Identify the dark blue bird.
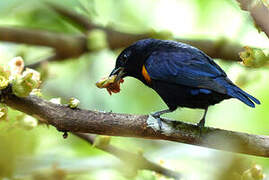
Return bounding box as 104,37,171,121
109,38,260,129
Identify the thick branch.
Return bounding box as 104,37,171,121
2,92,269,158
236,0,269,38
0,27,87,58
74,133,181,179
175,38,243,61
0,26,244,64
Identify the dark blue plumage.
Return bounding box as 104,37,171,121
109,38,260,128
144,41,260,108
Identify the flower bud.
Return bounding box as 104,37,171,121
12,68,41,97
8,56,24,79
0,75,9,90
239,46,269,68
19,115,38,130
68,97,80,109
93,135,111,148
250,164,265,180
0,104,8,121
0,66,11,90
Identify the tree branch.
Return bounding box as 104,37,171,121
48,2,244,61
74,133,181,179
0,3,248,64
3,2,265,65
0,25,245,65
1,90,269,158
236,0,269,38
0,27,87,58
175,38,244,61
3,3,263,69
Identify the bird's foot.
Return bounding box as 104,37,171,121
150,113,163,130
149,109,173,131
197,118,205,137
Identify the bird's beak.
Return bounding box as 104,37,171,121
109,67,125,82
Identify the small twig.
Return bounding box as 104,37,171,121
236,0,269,38
25,54,59,69
74,133,181,179
46,2,96,31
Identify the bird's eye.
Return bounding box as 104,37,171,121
122,54,128,63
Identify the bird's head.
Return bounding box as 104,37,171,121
109,38,157,82
96,39,159,94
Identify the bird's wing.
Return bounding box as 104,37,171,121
145,50,228,94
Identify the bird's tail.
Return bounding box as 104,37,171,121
217,78,260,108
228,85,260,107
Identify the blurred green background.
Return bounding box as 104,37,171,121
0,0,268,179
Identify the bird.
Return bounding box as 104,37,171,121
107,38,260,129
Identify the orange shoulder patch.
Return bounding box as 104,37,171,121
142,65,151,84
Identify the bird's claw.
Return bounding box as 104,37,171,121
156,117,163,130
150,113,163,131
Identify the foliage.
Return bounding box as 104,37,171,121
239,46,269,68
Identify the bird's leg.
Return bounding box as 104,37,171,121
151,109,173,130
197,107,208,130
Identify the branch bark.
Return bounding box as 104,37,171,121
1,91,269,158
